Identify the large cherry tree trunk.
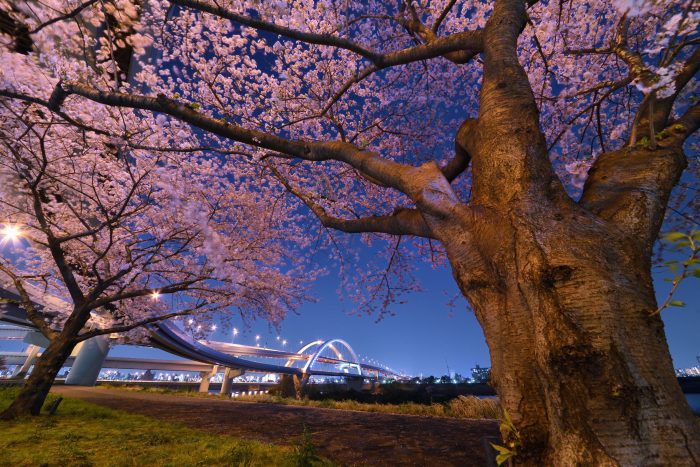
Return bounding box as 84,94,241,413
406,1,700,463
0,336,77,419
437,201,700,465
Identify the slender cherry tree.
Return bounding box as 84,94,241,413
0,56,311,418
1,0,699,463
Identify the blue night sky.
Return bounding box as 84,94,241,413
98,11,700,379
106,258,699,378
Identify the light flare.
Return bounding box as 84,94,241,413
1,224,22,245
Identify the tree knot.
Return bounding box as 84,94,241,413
541,265,573,288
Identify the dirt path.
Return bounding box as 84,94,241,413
53,387,499,466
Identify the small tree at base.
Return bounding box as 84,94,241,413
0,87,311,418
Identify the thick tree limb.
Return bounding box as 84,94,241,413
643,46,700,137
580,142,688,253
21,82,417,193
398,3,481,65
442,118,477,182
174,0,483,68
673,101,700,137
470,0,562,206
172,0,381,62
269,165,433,238
76,303,211,341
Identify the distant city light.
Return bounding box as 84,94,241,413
188,319,194,325
282,339,287,346
233,328,238,336
211,324,217,331
276,336,280,341
150,291,161,301
255,335,260,341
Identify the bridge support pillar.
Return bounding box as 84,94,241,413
11,344,40,379
199,365,219,393
293,373,309,400
220,367,244,396
65,335,110,386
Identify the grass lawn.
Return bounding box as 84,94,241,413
0,387,331,467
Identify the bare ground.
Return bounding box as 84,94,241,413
52,386,499,466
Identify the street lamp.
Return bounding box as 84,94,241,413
150,290,161,301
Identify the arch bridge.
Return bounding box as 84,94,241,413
0,281,401,390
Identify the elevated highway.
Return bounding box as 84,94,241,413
0,281,401,389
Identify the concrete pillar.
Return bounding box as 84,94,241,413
199,365,218,393
220,367,244,396
293,373,309,400
65,335,110,386
11,344,40,379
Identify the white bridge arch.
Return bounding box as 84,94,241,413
285,338,362,376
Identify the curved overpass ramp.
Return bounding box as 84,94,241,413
1,282,398,380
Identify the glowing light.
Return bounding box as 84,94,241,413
282,339,287,346
151,291,161,301
211,324,217,331
188,319,194,325
276,336,280,341
233,328,238,336
255,335,260,341
1,224,22,244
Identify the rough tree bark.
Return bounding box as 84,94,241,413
436,198,700,465
0,335,77,419
417,1,700,462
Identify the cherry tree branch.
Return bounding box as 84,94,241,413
173,0,483,68
172,0,381,61
29,0,100,35
0,89,111,136
673,100,700,137
76,302,212,341
432,0,459,34
0,263,58,340
87,279,204,311
269,165,433,238
43,82,416,193
442,118,477,182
